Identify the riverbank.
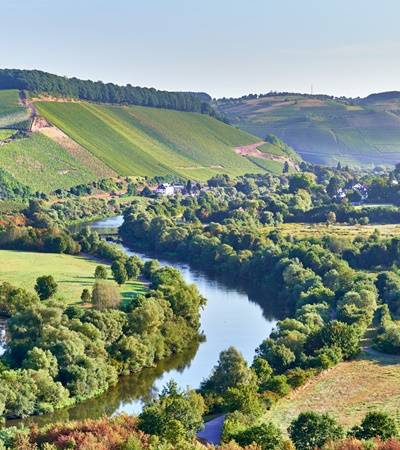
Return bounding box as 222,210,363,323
7,216,277,428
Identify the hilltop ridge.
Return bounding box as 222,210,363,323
216,91,400,167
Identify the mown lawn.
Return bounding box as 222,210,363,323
0,250,146,304
36,101,266,180
265,352,400,433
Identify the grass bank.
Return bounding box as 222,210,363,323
0,250,146,304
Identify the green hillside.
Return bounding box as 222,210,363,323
0,89,31,129
216,93,400,167
0,133,99,192
35,101,266,180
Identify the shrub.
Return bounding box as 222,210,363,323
289,412,344,450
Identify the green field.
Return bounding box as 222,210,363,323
264,222,400,239
36,101,267,180
0,90,30,129
216,94,400,166
246,156,287,175
0,133,99,191
0,129,15,140
0,250,146,304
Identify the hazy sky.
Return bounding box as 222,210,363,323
2,0,400,98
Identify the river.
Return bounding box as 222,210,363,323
10,215,278,427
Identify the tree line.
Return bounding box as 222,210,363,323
0,69,214,114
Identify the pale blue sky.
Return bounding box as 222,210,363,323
2,0,400,98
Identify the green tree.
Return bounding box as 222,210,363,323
289,412,343,450
233,422,283,450
22,347,58,377
125,257,141,280
351,411,398,440
138,380,205,443
283,161,290,174
201,347,255,394
94,265,108,279
80,288,91,303
34,275,58,300
111,260,128,285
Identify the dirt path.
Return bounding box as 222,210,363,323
233,141,298,169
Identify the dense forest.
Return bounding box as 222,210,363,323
0,69,215,114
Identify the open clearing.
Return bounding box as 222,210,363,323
266,222,400,239
266,352,400,432
0,250,146,304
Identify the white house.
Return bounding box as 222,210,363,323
155,183,175,196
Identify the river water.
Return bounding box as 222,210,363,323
11,215,278,427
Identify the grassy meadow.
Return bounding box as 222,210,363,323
36,101,266,180
265,352,400,432
265,222,400,239
0,250,146,304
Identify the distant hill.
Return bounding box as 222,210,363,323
0,89,297,192
216,92,400,167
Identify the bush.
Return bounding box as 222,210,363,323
289,412,344,450
232,422,284,450
351,411,398,441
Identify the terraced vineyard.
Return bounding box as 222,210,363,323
0,133,99,191
216,93,400,167
0,89,30,129
36,101,267,180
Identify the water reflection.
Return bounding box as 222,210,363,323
10,342,200,428
8,215,279,427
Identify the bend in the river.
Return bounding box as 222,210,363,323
10,215,278,427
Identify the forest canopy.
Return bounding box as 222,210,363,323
0,69,213,114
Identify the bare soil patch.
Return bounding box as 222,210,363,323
38,126,116,178
233,141,297,169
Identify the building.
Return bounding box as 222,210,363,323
155,183,175,196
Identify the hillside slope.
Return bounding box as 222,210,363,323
216,93,400,167
0,89,299,192
0,89,30,129
35,101,271,180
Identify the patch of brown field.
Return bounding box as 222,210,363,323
265,355,400,433
30,96,81,103
31,115,51,132
297,98,327,107
38,125,116,178
233,142,297,169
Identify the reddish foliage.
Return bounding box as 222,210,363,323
377,439,400,450
324,438,400,450
29,415,150,450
